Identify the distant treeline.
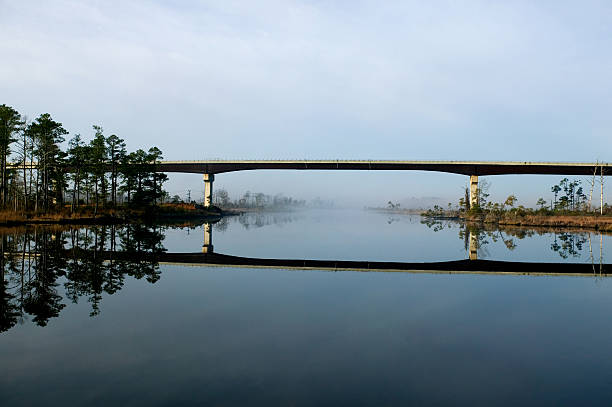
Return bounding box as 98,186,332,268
214,190,307,209
166,189,332,209
0,104,167,213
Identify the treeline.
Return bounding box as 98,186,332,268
423,177,610,219
212,189,307,209
550,178,590,211
0,104,167,214
457,177,608,214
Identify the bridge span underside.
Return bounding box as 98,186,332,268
158,160,610,176
156,160,611,209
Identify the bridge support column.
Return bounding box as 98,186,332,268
203,174,214,208
469,175,478,209
202,223,213,253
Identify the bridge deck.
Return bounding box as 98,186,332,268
157,160,611,176
10,160,611,176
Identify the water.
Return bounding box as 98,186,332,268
2,210,612,406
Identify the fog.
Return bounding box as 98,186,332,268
166,171,612,210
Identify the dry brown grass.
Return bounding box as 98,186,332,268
497,214,612,231
0,203,217,226
160,203,197,211
0,207,129,226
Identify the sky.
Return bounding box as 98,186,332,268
1,0,612,207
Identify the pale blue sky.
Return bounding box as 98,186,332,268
1,1,611,206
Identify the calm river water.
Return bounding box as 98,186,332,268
2,209,612,406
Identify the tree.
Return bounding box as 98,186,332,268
119,151,139,204
459,186,469,211
215,188,230,206
551,184,561,209
589,162,598,211
27,113,68,211
601,166,605,215
15,115,33,210
67,134,86,211
477,179,491,207
120,147,166,206
536,198,547,210
146,147,168,205
576,186,586,210
504,195,517,208
105,134,126,206
89,126,108,214
0,105,23,206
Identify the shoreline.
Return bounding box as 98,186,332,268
0,204,235,227
472,214,612,232
422,212,612,232
368,207,612,232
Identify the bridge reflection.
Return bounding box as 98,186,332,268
184,222,609,276
155,251,610,276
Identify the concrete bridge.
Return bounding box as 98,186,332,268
12,160,611,208
155,160,611,208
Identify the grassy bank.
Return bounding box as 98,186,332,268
465,212,612,232
0,203,227,226
421,204,612,231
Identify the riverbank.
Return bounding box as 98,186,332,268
0,203,231,226
465,213,612,232
417,200,612,231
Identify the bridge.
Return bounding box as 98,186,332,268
155,160,611,208
12,160,611,208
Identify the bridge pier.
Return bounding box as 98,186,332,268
203,174,214,208
202,223,214,253
469,175,478,209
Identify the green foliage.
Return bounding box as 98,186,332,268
550,178,588,211
504,195,517,208
0,104,23,205
120,147,168,206
0,104,168,213
105,133,126,206
27,113,68,209
444,175,601,223
477,179,491,206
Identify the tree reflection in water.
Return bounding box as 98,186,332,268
422,218,601,261
551,232,587,259
0,224,165,333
